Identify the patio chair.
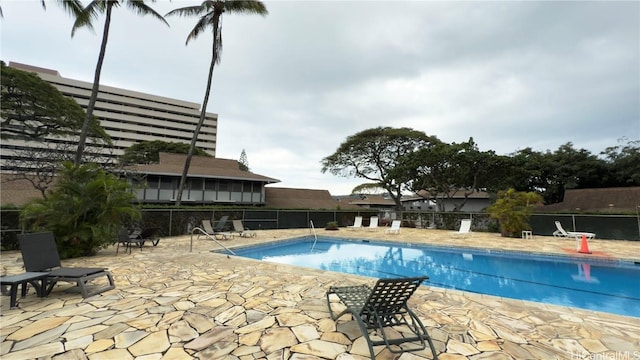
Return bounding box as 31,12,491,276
366,216,379,231
232,220,256,238
326,276,439,360
347,216,363,230
199,216,233,240
116,228,145,255
553,221,595,239
453,219,472,236
136,227,162,246
385,220,401,235
18,232,115,298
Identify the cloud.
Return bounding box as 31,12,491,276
1,0,638,195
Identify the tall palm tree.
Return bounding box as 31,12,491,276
72,0,169,166
166,0,268,206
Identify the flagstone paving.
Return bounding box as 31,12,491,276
1,228,639,359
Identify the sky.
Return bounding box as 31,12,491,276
1,1,639,195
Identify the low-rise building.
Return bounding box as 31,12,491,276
124,153,279,205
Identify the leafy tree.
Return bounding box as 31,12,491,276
510,143,607,204
1,61,111,197
166,0,268,206
601,138,640,187
20,162,140,259
351,183,387,195
322,127,440,210
119,140,211,166
72,0,169,166
5,142,115,199
0,61,103,140
238,148,250,171
399,138,511,211
486,188,542,237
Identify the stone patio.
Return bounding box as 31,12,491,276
1,228,639,359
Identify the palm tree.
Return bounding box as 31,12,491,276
166,0,268,206
72,0,169,166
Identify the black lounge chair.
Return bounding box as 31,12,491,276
326,276,438,359
116,228,145,255
134,227,162,246
18,232,115,298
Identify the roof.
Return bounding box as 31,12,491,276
538,187,640,213
265,187,361,209
127,153,280,183
413,189,490,200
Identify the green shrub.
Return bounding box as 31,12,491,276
20,162,140,258
486,188,542,238
325,221,339,230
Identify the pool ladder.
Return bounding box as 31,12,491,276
190,227,236,255
310,220,318,252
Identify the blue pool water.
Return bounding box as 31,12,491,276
229,236,640,317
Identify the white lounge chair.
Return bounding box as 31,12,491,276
367,216,379,231
347,216,363,230
385,220,401,235
553,221,595,240
454,219,472,235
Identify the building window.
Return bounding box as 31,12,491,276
204,179,217,190
189,178,203,191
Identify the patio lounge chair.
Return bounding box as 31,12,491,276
347,216,363,230
453,219,472,235
366,216,379,231
18,232,115,298
232,220,256,238
385,220,401,235
116,228,145,255
553,221,596,240
136,227,162,246
326,276,439,360
199,216,234,240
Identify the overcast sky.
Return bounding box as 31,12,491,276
1,1,638,195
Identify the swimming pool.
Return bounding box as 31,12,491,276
228,236,640,318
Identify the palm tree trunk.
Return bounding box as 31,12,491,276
74,2,113,166
175,16,219,206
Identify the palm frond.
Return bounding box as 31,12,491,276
185,15,210,45
125,0,169,26
71,0,103,36
55,0,85,18
224,0,268,16
165,5,204,18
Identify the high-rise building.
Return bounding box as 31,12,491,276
2,61,218,169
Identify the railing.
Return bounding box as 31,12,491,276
189,227,236,255
310,220,318,252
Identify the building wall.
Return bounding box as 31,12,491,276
2,62,218,169
131,175,265,205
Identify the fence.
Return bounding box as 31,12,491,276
2,208,639,251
